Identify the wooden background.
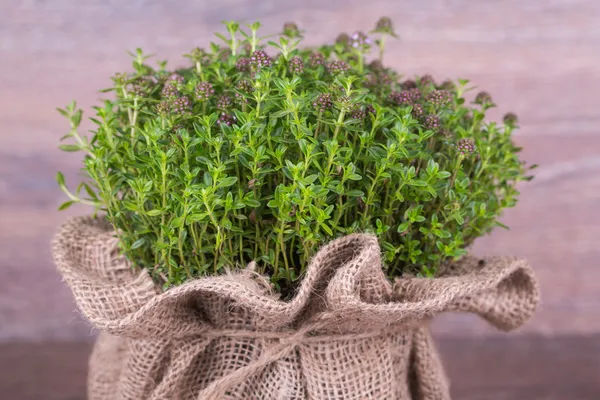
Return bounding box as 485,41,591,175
1,0,599,342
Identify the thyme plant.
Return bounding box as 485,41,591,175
57,19,535,293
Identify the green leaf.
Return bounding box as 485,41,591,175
426,160,439,175
495,221,510,230
345,190,365,197
170,217,184,228
59,144,81,152
222,217,232,230
435,230,452,239
131,238,146,249
166,148,177,158
409,179,427,187
56,172,66,187
188,213,208,222
82,183,98,200
267,40,282,50
123,201,138,212
56,107,69,118
397,222,410,233
271,110,290,118
147,209,162,216
245,198,261,208
58,200,75,211
218,176,238,188
203,173,213,186
425,185,437,197
320,223,333,236
214,32,230,44
72,110,82,127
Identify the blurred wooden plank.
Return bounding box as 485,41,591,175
1,0,599,340
1,336,599,400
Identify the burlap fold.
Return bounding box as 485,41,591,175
52,216,539,400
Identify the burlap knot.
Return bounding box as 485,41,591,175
53,216,539,400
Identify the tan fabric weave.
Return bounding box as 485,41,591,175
52,216,539,400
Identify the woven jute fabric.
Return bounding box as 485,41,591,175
52,216,539,400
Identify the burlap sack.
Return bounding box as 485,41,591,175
52,216,539,400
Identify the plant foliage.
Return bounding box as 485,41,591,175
57,19,535,293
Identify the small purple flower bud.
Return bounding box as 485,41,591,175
288,56,304,75
250,50,272,70
167,73,185,85
350,107,366,120
335,33,350,47
235,80,254,103
408,88,422,101
129,84,144,97
503,112,519,127
236,57,251,72
419,74,435,87
351,104,375,120
309,52,326,66
474,91,493,106
369,59,384,72
161,82,179,98
438,80,456,91
216,95,233,111
129,77,153,98
338,95,353,112
440,128,452,138
195,82,215,101
456,138,477,156
375,17,394,33
172,96,191,115
283,22,301,38
424,114,440,130
187,47,208,63
218,112,237,127
365,104,376,116
313,93,333,112
401,79,417,90
426,90,452,107
350,31,371,48
327,60,350,75
411,104,424,118
156,100,170,116
389,90,413,106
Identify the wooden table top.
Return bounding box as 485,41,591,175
1,336,599,399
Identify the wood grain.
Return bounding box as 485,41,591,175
2,337,599,399
1,0,599,340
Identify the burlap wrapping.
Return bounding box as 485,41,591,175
52,216,539,400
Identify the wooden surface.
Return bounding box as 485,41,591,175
1,1,600,341
1,336,599,399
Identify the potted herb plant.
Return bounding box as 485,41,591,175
53,18,539,400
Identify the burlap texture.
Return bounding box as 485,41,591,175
52,216,539,400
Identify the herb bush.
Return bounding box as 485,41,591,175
57,19,535,293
